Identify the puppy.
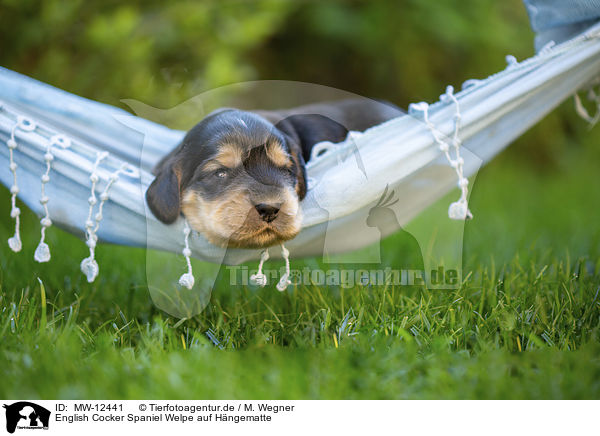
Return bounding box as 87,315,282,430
146,98,403,248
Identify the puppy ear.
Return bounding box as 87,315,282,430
276,114,348,201
288,139,308,200
146,163,181,223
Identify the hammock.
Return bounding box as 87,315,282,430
1,6,600,292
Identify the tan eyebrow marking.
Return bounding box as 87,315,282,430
266,140,292,168
214,143,243,168
202,161,224,172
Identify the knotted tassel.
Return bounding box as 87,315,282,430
250,249,270,287
276,243,292,291
178,219,195,290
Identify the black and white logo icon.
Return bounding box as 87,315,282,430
3,402,50,434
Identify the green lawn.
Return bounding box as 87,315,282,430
1,108,599,399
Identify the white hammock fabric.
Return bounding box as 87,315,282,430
1,21,600,284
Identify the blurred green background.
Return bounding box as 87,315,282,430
1,0,600,399
1,0,532,105
1,0,595,163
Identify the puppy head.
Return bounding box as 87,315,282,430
146,109,307,248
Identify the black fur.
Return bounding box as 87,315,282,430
146,98,404,224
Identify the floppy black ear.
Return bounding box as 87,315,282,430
288,139,308,200
146,164,181,224
276,114,348,201
277,114,349,162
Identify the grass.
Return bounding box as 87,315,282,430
1,108,599,399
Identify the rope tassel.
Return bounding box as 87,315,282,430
276,243,292,291
80,152,107,283
574,86,600,127
80,155,128,283
249,243,293,291
178,219,195,290
34,134,72,263
5,116,36,252
250,249,270,287
410,85,473,221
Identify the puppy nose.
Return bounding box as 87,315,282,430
255,203,280,222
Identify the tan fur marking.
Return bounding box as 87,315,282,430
202,161,225,172
181,185,302,249
215,143,243,168
266,141,292,168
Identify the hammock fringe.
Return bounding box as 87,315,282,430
0,22,599,285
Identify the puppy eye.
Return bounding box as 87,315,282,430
214,169,228,179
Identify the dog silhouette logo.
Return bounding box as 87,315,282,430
3,402,50,433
